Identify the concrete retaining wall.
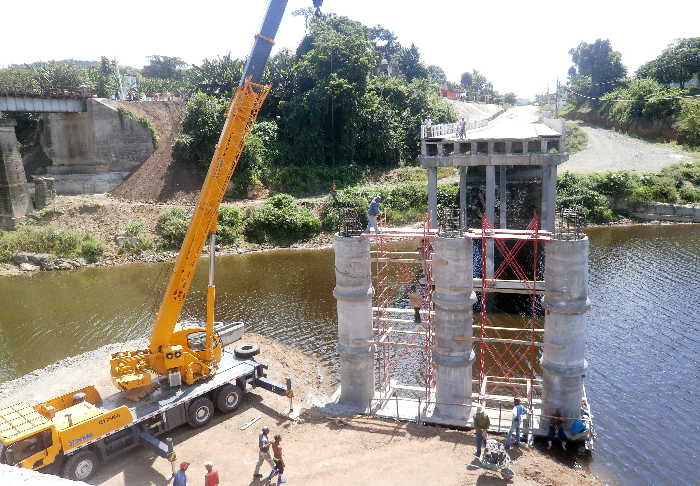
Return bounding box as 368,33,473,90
613,198,700,223
41,99,155,194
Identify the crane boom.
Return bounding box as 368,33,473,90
110,0,289,391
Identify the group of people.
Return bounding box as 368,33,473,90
254,426,287,484
421,115,469,138
171,426,287,486
172,461,219,486
473,397,573,461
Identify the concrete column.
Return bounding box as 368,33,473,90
485,165,495,279
522,140,529,154
334,235,374,409
505,140,513,154
499,166,507,229
542,237,590,423
0,120,30,230
487,141,495,154
427,167,438,227
459,167,468,229
541,165,557,232
432,236,476,422
541,138,548,153
470,141,478,156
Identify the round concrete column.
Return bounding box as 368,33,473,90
334,234,374,409
542,237,590,422
431,235,476,422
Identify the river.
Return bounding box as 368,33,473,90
0,224,697,485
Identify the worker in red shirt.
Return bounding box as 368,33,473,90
204,461,219,486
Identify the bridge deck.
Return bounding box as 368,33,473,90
0,95,86,113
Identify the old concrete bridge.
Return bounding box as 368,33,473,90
0,90,156,229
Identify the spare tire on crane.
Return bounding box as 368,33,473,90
234,343,260,359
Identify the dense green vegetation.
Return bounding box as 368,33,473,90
0,226,104,263
120,221,153,255
172,12,459,196
116,106,159,149
564,37,700,146
557,160,700,223
244,194,321,244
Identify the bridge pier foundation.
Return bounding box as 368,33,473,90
0,119,30,230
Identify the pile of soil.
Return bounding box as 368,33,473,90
110,101,202,203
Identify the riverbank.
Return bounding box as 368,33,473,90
0,334,603,486
1,181,697,277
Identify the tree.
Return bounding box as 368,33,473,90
189,54,243,96
568,39,627,98
426,65,447,86
460,71,473,90
96,57,115,98
398,44,428,82
637,37,700,88
504,92,517,105
142,55,188,80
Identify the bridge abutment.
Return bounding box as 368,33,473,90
0,119,30,230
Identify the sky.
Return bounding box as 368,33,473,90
2,0,698,99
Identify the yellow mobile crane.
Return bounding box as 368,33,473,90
0,1,319,481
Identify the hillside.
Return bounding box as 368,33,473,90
110,100,203,203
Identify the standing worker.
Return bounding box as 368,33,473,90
254,425,274,478
266,434,287,484
408,277,423,323
366,196,382,234
204,461,219,486
173,462,189,486
505,398,527,449
473,408,490,458
424,115,433,137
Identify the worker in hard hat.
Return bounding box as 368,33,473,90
366,196,382,234
254,425,274,478
173,461,189,486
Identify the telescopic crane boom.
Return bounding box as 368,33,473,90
110,0,290,391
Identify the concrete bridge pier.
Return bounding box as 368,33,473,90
431,235,476,423
0,119,30,230
334,234,374,410
541,236,590,424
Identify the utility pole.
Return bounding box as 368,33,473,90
555,78,560,118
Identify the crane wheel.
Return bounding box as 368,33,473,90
63,450,99,482
187,397,214,428
233,343,260,359
215,384,243,413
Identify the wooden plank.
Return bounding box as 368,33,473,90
343,257,446,265
473,325,544,333
373,307,435,315
240,415,262,430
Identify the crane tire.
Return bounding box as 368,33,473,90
63,450,99,482
215,384,243,413
233,343,260,359
187,396,214,428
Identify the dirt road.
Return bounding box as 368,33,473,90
560,123,690,174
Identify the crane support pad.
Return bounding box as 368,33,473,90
137,429,173,459
254,377,289,396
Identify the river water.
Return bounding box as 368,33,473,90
0,224,697,485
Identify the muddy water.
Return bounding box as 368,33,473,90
0,225,698,485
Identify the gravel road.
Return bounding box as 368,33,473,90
560,123,690,174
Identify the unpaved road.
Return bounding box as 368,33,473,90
560,123,690,174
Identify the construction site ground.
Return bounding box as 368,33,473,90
0,334,602,486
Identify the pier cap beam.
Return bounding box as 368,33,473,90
542,236,590,422
431,235,476,422
334,234,374,409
